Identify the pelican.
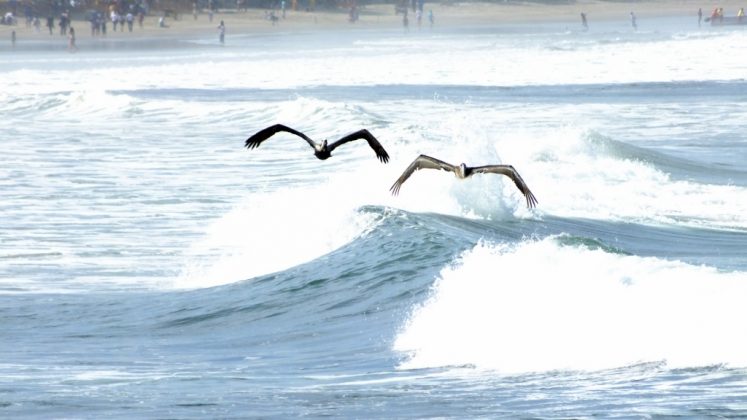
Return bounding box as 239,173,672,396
390,154,538,208
244,124,390,163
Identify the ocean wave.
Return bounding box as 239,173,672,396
173,180,387,290
0,89,143,120
579,131,746,184
394,237,747,373
498,127,747,230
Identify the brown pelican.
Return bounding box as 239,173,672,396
390,154,539,208
244,124,390,163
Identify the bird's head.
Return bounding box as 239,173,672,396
321,139,328,149
456,163,468,178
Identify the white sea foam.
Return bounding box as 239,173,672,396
394,238,747,373
71,370,140,382
4,30,746,95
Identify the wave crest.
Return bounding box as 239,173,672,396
394,237,747,373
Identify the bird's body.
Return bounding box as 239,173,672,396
244,124,390,163
390,154,538,208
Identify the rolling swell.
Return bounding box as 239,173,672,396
582,131,747,186
112,80,747,104
383,209,747,278
532,216,747,270
2,205,745,415
166,206,476,326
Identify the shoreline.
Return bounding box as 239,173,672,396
1,0,742,50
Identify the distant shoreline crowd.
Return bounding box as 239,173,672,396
3,0,747,52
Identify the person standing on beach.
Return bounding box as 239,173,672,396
580,12,588,31
11,30,16,49
46,15,54,35
59,10,69,36
90,13,97,36
218,20,225,44
630,11,637,31
111,10,118,31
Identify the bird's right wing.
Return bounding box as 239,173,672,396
244,124,316,150
471,165,539,208
327,129,390,163
389,155,455,196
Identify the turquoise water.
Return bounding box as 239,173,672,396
2,17,747,417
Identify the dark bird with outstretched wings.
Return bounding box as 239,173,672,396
244,124,390,163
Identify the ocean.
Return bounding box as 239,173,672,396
2,14,747,418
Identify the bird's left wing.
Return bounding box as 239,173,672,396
327,129,390,163
471,165,539,208
390,155,456,196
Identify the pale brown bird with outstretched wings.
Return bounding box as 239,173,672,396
390,154,538,208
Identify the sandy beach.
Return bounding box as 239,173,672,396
2,0,744,47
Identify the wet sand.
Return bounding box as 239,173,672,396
1,0,742,48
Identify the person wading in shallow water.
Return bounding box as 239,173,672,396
68,26,78,52
218,20,225,44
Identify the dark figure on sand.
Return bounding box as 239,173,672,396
68,26,77,52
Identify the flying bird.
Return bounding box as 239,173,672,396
390,154,538,208
244,124,390,163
